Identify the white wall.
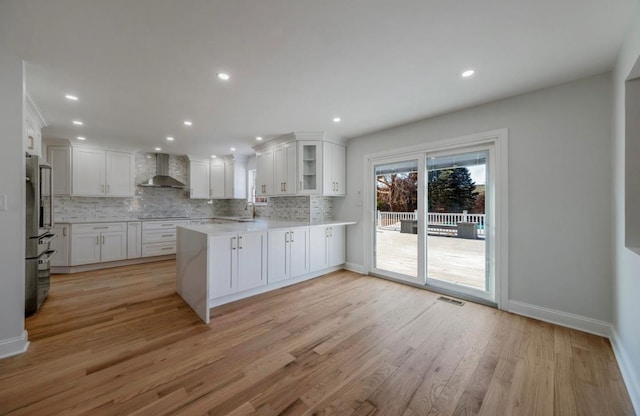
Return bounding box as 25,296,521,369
0,46,28,358
335,73,613,324
612,5,640,411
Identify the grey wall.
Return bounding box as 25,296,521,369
335,73,613,323
613,5,640,410
0,48,27,357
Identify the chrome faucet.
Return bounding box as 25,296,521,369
244,201,256,218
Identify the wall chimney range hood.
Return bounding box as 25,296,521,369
138,153,187,188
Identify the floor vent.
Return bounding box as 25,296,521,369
437,296,465,306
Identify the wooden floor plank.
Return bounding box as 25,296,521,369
0,260,633,415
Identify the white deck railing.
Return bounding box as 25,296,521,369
377,210,486,236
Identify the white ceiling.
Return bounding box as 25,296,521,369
0,0,636,156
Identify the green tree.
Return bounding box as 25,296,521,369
428,167,478,213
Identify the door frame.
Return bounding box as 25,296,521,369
370,154,425,284
363,128,509,309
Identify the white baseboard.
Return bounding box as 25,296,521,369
0,330,29,359
344,262,367,274
507,300,611,337
610,328,640,414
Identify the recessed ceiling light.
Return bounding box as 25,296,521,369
183,120,192,126
230,147,236,151
333,117,341,123
166,136,174,141
211,155,217,158
217,72,230,81
65,94,78,101
72,120,83,125
77,136,86,141
154,147,161,151
462,69,475,78
256,136,263,141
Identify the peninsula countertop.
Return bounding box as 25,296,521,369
178,219,357,235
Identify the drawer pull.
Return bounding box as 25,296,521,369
162,234,173,237
161,247,173,251
162,224,174,227
93,226,109,229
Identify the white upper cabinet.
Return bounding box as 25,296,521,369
323,141,346,196
190,156,247,200
71,147,135,197
254,132,345,197
106,151,135,196
47,146,71,196
24,94,46,157
224,156,247,199
73,147,107,196
189,159,210,199
274,141,296,195
297,141,323,195
210,159,225,198
256,148,274,197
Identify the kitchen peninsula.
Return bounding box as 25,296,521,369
176,219,356,323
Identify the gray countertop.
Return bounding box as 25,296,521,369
55,217,193,224
179,219,357,235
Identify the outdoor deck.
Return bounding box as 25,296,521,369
375,229,486,289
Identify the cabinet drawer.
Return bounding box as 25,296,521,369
142,220,189,230
142,229,177,243
142,242,176,257
73,222,127,234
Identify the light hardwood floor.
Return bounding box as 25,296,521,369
0,260,634,415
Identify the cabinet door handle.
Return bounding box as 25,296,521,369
238,236,243,249
96,236,99,245
285,231,289,243
63,227,67,237
300,180,302,190
107,184,110,194
101,184,104,193
102,235,105,244
231,236,236,250
290,230,294,242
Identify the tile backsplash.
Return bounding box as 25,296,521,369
54,152,334,221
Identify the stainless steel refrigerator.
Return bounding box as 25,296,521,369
25,153,56,316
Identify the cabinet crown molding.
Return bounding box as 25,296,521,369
253,131,344,151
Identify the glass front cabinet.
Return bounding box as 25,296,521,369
297,140,323,194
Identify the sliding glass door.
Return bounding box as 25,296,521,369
370,144,495,303
372,157,424,283
425,149,492,299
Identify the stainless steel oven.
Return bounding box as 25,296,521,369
25,153,56,316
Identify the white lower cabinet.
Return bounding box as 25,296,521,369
141,220,188,257
268,227,309,283
309,225,345,272
50,224,70,267
127,222,142,259
70,223,127,265
209,232,268,299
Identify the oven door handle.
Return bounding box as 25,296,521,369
38,250,57,265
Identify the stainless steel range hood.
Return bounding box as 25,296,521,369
138,153,187,189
